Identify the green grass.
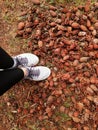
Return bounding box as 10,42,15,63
59,113,71,121
55,111,71,123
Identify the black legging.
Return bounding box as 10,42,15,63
0,47,24,96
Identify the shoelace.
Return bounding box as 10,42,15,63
28,67,40,79
16,57,28,66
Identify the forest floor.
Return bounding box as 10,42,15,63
0,0,98,130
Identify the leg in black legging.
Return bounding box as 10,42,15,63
0,47,14,69
0,68,24,96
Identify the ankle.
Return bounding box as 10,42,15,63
19,67,29,77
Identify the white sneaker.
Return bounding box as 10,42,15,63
25,66,51,81
13,53,39,67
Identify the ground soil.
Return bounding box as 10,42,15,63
0,0,98,130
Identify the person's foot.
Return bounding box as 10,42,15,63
13,53,39,67
24,66,51,81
